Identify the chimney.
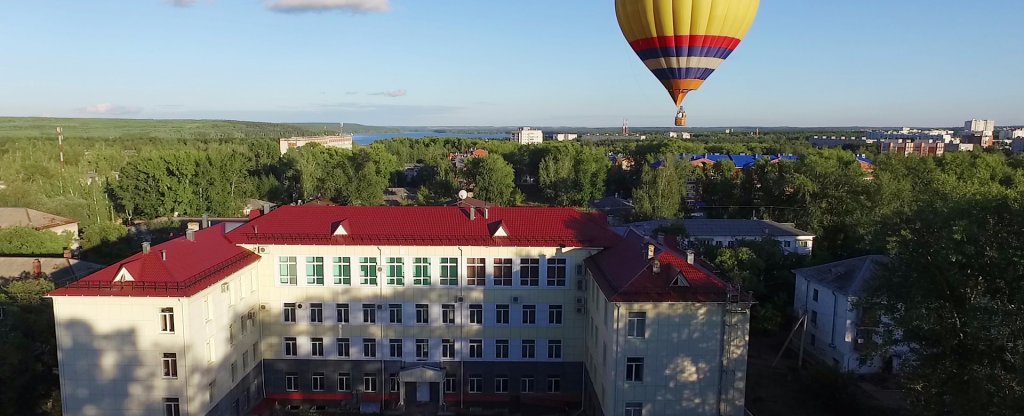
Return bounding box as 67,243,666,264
469,207,476,221
484,207,489,219
646,243,656,260
160,250,167,261
142,242,151,254
263,203,272,215
63,249,72,259
202,214,210,229
686,250,695,265
186,229,196,242
32,259,42,277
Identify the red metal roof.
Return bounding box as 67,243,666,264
228,206,618,248
49,224,259,298
585,229,732,303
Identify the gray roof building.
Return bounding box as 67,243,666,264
793,255,889,296
681,219,814,238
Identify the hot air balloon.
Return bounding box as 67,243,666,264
615,0,760,126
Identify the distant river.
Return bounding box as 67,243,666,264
353,132,510,145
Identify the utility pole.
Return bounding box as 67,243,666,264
57,127,65,171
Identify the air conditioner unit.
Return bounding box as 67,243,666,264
511,296,521,304
575,296,585,306
256,246,267,254
247,310,257,319
296,303,304,309
575,264,584,276
259,303,268,310
576,279,585,291
220,283,230,293
576,306,585,314
375,304,383,310
455,296,465,303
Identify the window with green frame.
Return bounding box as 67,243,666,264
386,257,405,286
279,256,297,285
333,257,351,285
413,258,431,286
306,257,325,285
359,257,378,285
440,258,458,286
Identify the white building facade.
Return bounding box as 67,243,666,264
512,128,544,145
679,219,815,255
50,206,751,416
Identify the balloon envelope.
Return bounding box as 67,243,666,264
615,0,760,107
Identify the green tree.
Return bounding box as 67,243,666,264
633,157,684,220
467,156,519,206
538,145,609,207
0,227,72,256
418,160,461,205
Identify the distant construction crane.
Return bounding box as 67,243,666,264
622,119,630,135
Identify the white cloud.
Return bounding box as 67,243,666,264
82,103,142,116
369,89,407,98
168,0,199,7
266,0,390,13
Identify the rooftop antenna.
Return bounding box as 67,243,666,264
458,190,469,200
339,122,345,135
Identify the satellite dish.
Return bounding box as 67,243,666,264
458,190,469,200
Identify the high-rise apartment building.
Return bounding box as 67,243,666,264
49,206,751,416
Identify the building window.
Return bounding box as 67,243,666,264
285,373,298,391
359,257,378,285
496,304,510,324
442,339,455,359
468,375,482,393
522,339,536,359
493,258,513,286
333,257,351,285
496,339,509,359
284,337,297,357
242,350,250,368
546,258,567,286
522,305,536,325
390,376,400,392
440,257,459,286
413,257,431,285
547,377,561,393
389,339,403,358
160,307,175,333
469,304,483,325
363,338,377,358
442,304,456,324
625,402,643,416
338,373,351,391
415,339,429,359
311,338,324,357
387,257,405,286
626,357,645,382
389,304,403,324
799,240,810,248
163,398,181,416
415,304,429,324
627,312,646,338
784,241,792,248
548,340,562,359
467,258,486,286
469,339,483,358
811,310,818,327
810,334,817,346
283,303,296,323
362,304,377,324
231,361,238,382
337,338,351,358
444,377,457,393
520,377,535,393
336,303,350,324
812,288,819,302
279,256,297,285
548,305,563,325
363,374,377,392
162,353,178,378
310,303,323,324
520,258,540,286
312,372,325,391
306,257,325,285
495,376,509,393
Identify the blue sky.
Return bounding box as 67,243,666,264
1,0,1021,127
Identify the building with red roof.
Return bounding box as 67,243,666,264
48,206,751,416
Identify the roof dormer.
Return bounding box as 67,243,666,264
332,220,350,236
489,221,509,238
113,266,136,283
670,272,690,288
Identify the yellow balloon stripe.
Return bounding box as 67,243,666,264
616,0,759,42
